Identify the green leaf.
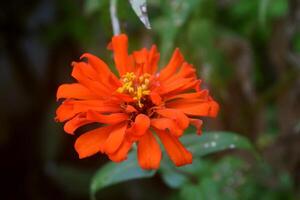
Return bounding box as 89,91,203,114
258,0,288,27
129,0,151,29
84,0,104,15
180,183,202,200
167,0,201,27
182,131,254,157
160,163,189,189
160,158,204,189
90,151,156,200
153,0,201,62
267,0,288,18
258,0,270,27
160,131,254,189
291,33,300,53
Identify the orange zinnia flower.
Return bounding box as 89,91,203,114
55,34,219,169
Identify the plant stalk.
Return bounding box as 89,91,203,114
110,0,121,35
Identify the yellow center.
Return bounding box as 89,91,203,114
117,72,151,107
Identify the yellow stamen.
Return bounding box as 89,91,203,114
117,72,151,107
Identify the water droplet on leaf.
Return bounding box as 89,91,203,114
211,141,216,147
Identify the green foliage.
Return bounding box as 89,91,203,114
181,131,254,157
42,0,296,199
174,157,293,200
152,0,202,62
129,0,151,29
292,33,300,53
259,0,288,27
90,131,254,199
160,131,254,189
160,158,205,189
84,0,104,15
90,151,155,200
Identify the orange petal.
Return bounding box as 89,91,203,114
113,92,135,102
151,118,183,137
189,118,203,135
127,114,150,139
156,108,189,130
159,48,184,81
55,100,75,122
71,61,99,80
176,62,197,79
86,110,128,124
103,123,128,154
64,113,91,134
108,139,133,162
133,45,160,74
108,34,130,76
148,45,160,74
133,48,147,63
155,129,192,166
167,98,219,117
137,131,161,169
64,111,128,135
166,90,209,101
74,126,112,158
80,53,118,82
161,62,196,85
124,105,137,113
71,62,112,96
159,78,198,95
56,83,97,100
55,100,122,122
133,48,148,72
72,100,122,115
150,91,162,105
127,55,135,73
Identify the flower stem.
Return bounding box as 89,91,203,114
110,0,121,35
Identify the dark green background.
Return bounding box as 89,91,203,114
0,0,299,199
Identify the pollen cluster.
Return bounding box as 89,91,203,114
117,72,151,107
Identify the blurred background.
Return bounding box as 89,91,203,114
1,0,300,199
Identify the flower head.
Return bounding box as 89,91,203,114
56,34,219,169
